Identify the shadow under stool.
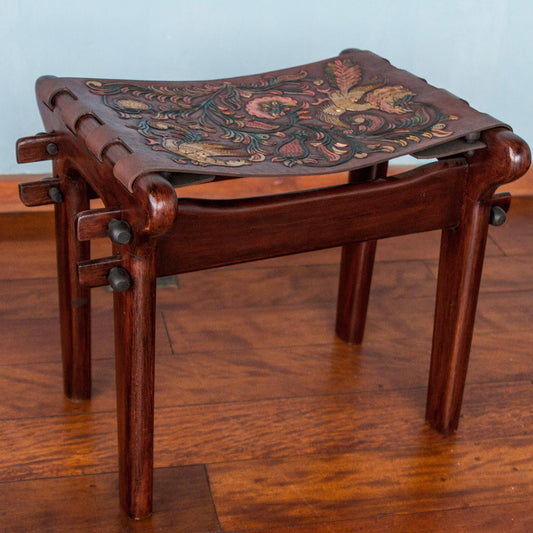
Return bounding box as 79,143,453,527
17,48,530,519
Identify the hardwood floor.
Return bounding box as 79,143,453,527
0,190,532,532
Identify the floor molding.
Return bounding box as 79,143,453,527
2,165,531,214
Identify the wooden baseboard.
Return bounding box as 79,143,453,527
2,165,532,214
0,175,48,213
500,165,533,196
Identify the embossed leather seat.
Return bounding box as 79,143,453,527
33,49,503,189
17,49,530,520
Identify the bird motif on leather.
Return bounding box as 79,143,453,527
318,59,415,127
86,54,456,169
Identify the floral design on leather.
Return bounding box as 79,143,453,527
86,58,457,169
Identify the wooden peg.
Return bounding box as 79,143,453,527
491,191,511,214
108,266,132,292
108,219,133,245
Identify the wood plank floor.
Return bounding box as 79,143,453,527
0,194,532,532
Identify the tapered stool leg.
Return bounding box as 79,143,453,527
336,240,377,343
426,199,491,434
113,241,157,519
55,168,91,401
335,162,387,344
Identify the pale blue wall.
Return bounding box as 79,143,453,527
1,0,531,174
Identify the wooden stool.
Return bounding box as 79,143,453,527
17,49,530,519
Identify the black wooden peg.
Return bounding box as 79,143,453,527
108,267,131,292
489,205,507,226
108,219,133,245
46,142,59,155
48,186,63,203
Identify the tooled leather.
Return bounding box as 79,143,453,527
37,76,78,110
113,153,160,191
35,50,507,192
85,124,123,161
112,152,212,191
59,100,96,134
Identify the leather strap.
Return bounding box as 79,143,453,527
37,76,77,110
113,152,213,191
59,100,96,133
85,124,122,161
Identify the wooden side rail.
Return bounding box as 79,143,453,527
155,159,467,276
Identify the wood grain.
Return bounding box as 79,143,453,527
0,310,171,365
0,465,219,533
0,196,531,530
2,380,533,486
162,289,532,359
233,501,533,533
208,436,533,530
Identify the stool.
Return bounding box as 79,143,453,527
17,49,530,520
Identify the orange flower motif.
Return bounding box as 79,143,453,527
115,99,150,111
246,96,298,120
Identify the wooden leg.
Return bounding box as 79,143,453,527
426,199,492,434
335,162,387,344
335,240,377,344
55,170,91,401
114,241,156,519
